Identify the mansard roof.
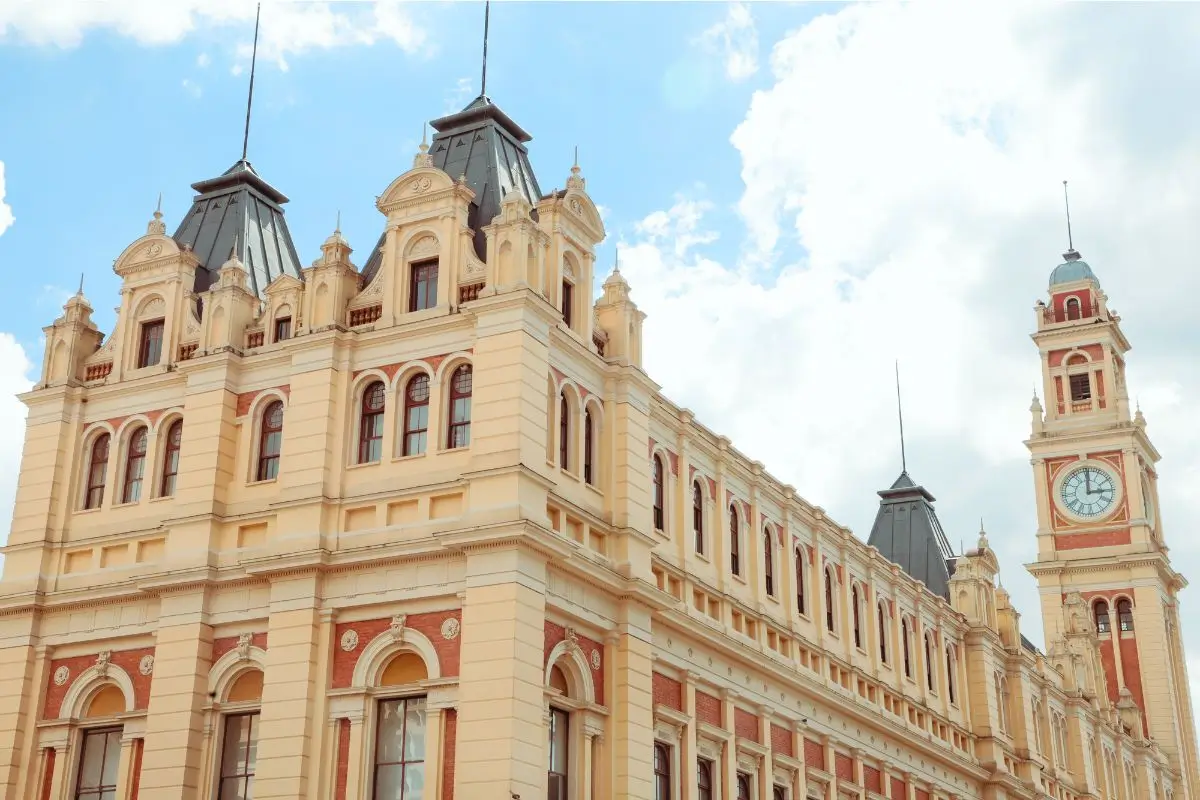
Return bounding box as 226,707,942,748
867,471,956,599
172,159,304,298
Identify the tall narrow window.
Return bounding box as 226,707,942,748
774,788,788,800
583,408,595,485
1069,373,1091,402
218,713,260,800
693,481,704,555
274,315,292,342
652,455,665,531
159,419,183,497
84,434,110,510
852,585,862,649
138,319,164,368
946,646,957,704
447,365,473,449
548,707,569,800
795,547,806,615
74,727,121,800
402,374,430,456
1066,297,1082,320
1117,598,1134,632
257,400,284,481
358,382,385,464
737,773,752,800
374,696,426,799
562,280,574,328
902,618,912,678
730,506,741,576
1094,600,1111,634
654,742,672,800
122,426,148,503
559,394,570,469
925,632,937,692
409,259,438,312
824,567,835,632
878,602,889,663
697,759,714,800
763,528,774,596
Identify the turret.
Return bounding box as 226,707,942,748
39,286,102,388
593,257,645,367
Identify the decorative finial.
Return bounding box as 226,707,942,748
335,210,341,234
155,192,162,215
567,146,585,190
241,3,262,163
480,0,490,97
1062,180,1080,262
895,360,907,474
413,124,433,168
573,145,579,170
613,244,620,274
1030,390,1043,411
147,194,167,235
77,273,84,296
977,520,989,550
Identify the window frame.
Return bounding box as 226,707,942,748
946,644,957,705
84,433,111,510
561,279,575,329
693,481,705,556
1094,599,1111,634
73,726,123,800
653,741,672,800
583,407,595,485
371,694,429,800
730,504,741,576
652,455,665,531
217,711,260,800
851,584,863,650
902,617,913,679
402,374,431,457
925,631,937,693
824,566,836,633
159,419,183,497
737,772,753,800
878,600,889,664
1068,372,1092,402
1116,598,1134,632
408,259,439,313
358,381,386,464
137,319,165,369
763,526,775,596
547,705,570,800
256,400,285,482
697,758,714,800
446,365,473,450
559,393,571,470
121,426,149,504
273,315,292,343
795,546,806,615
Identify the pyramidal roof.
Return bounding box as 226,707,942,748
172,159,304,297
361,94,543,283
866,471,956,599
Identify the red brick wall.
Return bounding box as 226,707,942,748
1050,289,1094,319
864,766,881,794
334,718,350,800
652,673,683,711
212,632,268,661
916,789,930,800
129,738,144,800
734,708,759,743
1055,529,1132,550
44,647,155,718
770,723,793,757
543,621,605,705
804,738,824,769
1099,639,1119,704
891,777,906,800
1119,636,1148,736
235,385,290,417
442,709,457,800
695,691,722,727
835,753,853,781
1048,343,1104,367
39,749,54,800
332,611,462,689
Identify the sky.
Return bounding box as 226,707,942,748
3,0,1200,720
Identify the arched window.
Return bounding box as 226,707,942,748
795,547,806,615
447,365,473,449
583,408,595,485
1094,599,1111,634
737,773,752,800
653,742,671,800
257,401,284,481
996,674,1010,732
851,585,863,649
559,393,570,469
824,566,835,632
946,645,957,704
1066,297,1082,320
925,632,937,692
375,695,428,799
697,759,714,800
1117,598,1134,632
159,419,182,497
75,729,122,799
121,426,148,503
652,455,665,531
693,481,704,555
878,601,889,663
84,433,111,510
357,382,385,464
902,618,912,678
763,527,774,596
1031,699,1044,753
729,505,741,576
401,374,430,456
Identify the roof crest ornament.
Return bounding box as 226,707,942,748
241,3,262,164
1061,179,1081,262
147,193,167,236
413,123,433,169
567,144,585,191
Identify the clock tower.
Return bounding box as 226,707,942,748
1026,244,1200,795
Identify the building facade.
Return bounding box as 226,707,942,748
0,91,1195,800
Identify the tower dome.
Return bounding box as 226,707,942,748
1049,248,1098,288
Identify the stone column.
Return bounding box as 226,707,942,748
113,731,141,800
46,741,71,800
792,722,808,800
685,673,700,800
341,711,367,800
759,707,774,800
611,606,654,800
421,707,445,800
1,640,50,800
307,609,336,800
721,690,737,800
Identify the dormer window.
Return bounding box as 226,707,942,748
274,315,292,342
1069,373,1091,402
409,259,438,312
138,319,164,368
562,280,574,328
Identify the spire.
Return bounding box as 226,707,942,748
479,0,490,98
895,360,908,474
1061,179,1081,262
567,145,585,191
241,3,262,163
77,273,84,296
412,124,432,169
147,193,166,236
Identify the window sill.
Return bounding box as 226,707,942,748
583,480,602,497
438,445,471,455
247,477,279,487
111,500,140,509
694,551,711,564
75,506,103,515
149,494,175,503
393,452,428,463
345,460,381,471
403,305,448,324
731,572,747,585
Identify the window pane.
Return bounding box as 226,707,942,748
376,700,406,764
78,733,106,789
403,699,426,761
374,764,404,799
403,762,425,797
100,731,121,785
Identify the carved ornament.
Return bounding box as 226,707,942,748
440,617,461,641
236,633,253,662
340,630,360,652
53,666,70,686
138,655,155,676
389,614,407,642
95,650,112,677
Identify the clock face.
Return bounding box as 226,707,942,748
1059,466,1117,518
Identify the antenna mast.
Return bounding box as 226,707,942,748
241,3,262,162
480,0,491,97
895,360,907,474
1062,179,1079,259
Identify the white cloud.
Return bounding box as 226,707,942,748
443,76,474,114
181,78,202,98
623,2,1200,720
196,51,210,68
0,334,33,551
698,2,759,81
0,0,430,69
0,163,12,239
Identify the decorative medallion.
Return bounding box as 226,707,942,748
411,176,433,194
440,617,461,641
409,235,438,258
138,655,155,676
590,649,600,671
570,198,583,215
53,666,70,686
95,650,112,677
340,629,359,652
147,243,163,258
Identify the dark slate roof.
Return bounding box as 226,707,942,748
361,95,543,283
1020,634,1041,654
173,159,304,297
866,471,957,599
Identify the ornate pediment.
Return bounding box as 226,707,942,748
113,233,191,278
377,168,459,214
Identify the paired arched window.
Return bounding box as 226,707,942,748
1094,599,1111,634
824,566,835,632
653,742,671,800
851,585,863,649
358,381,386,464
1117,598,1134,631
402,374,430,456
901,617,913,678
693,482,704,555
763,527,774,596
697,759,714,800
583,408,595,485
122,426,148,503
737,773,751,800
559,394,571,469
878,601,889,663
257,401,284,481
84,433,110,510
946,645,957,704
159,419,182,497
925,632,937,692
652,455,665,531
995,673,1010,733
795,547,806,615
447,365,473,449
730,506,741,576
